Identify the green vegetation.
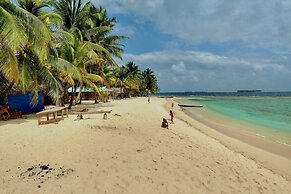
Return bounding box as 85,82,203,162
0,0,159,108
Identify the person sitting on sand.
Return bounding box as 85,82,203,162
161,118,168,129
103,113,107,120
169,110,174,123
0,106,10,121
77,114,83,120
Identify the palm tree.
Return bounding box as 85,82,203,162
56,33,103,108
1,0,159,107
124,61,142,92
83,5,116,28
142,68,159,95
52,0,126,64
81,3,127,60
18,0,49,16
50,0,84,30
0,0,61,104
112,66,124,97
18,0,62,28
113,62,143,98
51,0,127,103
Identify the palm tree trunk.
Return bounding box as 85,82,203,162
62,83,68,105
120,86,124,99
75,84,83,105
68,84,78,109
79,94,83,104
56,97,62,107
56,89,64,107
94,91,99,104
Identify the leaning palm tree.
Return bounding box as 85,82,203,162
51,0,126,102
56,32,103,108
0,0,61,104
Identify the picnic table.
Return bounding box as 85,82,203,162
35,106,69,125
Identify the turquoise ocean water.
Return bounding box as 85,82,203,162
160,92,291,145
187,96,291,145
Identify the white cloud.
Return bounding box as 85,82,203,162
120,50,291,92
122,50,288,73
171,61,187,75
113,23,135,36
88,0,291,91
91,0,291,49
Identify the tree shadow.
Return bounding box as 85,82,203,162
0,114,35,127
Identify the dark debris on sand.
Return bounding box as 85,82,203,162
18,163,75,188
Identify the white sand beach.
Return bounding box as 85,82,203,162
0,97,290,193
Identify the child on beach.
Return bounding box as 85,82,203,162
169,110,174,123
103,113,108,120
77,114,83,120
161,118,168,129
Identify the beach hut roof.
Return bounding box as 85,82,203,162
67,87,123,93
67,87,94,93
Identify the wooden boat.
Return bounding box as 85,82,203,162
178,104,203,108
159,96,174,98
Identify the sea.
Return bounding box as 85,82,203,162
157,92,291,146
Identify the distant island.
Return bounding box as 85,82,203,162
237,90,262,93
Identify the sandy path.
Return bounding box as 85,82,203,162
0,97,290,193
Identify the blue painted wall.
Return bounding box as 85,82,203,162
0,92,44,114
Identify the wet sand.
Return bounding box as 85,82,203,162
173,98,291,180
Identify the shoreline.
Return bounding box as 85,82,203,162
0,97,290,193
183,107,291,158
171,98,291,180
176,96,291,146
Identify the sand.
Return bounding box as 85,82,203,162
0,97,290,193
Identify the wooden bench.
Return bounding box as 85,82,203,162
35,107,69,125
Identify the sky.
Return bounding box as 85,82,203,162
89,0,291,92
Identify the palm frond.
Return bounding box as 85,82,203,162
0,45,19,82
52,30,75,44
0,5,25,51
84,26,112,39
82,79,100,95
56,57,81,80
86,41,108,53
39,12,62,28
85,73,103,83
38,65,62,100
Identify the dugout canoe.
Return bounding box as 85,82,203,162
178,104,203,108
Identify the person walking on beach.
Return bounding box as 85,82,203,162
148,96,150,103
169,110,174,123
171,102,174,108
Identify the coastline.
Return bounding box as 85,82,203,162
172,98,291,180
0,97,290,193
